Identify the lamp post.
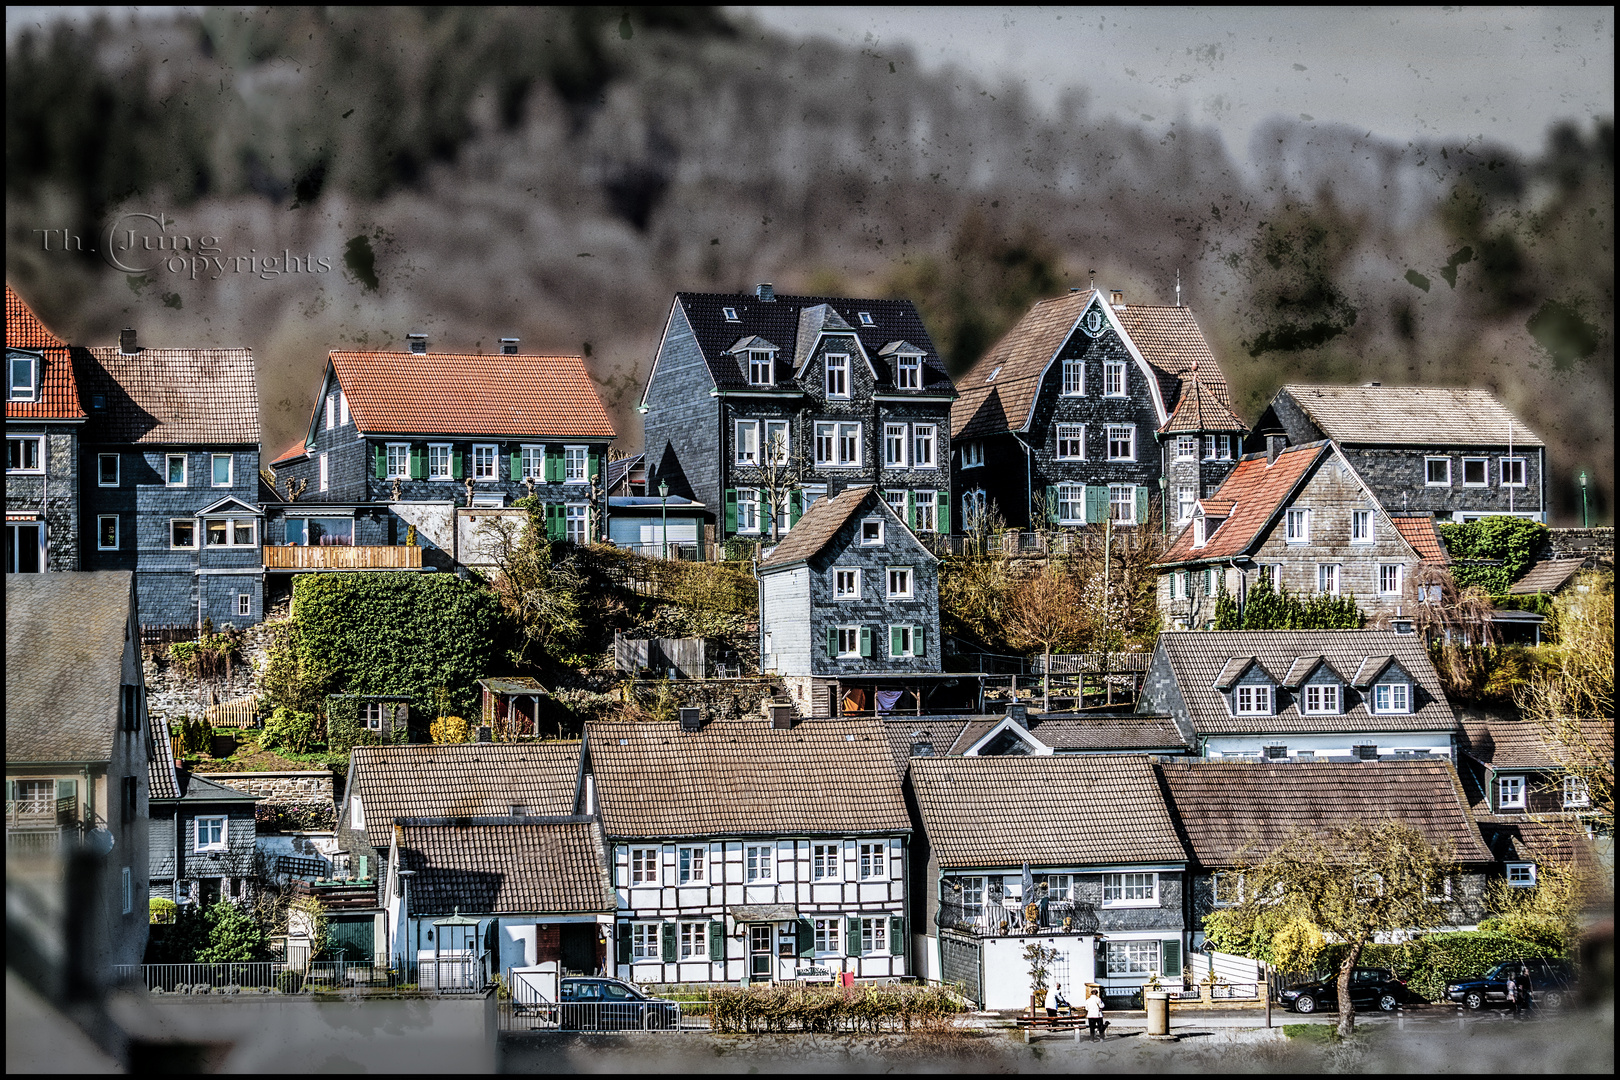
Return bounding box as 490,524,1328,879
658,479,670,561
1580,471,1588,528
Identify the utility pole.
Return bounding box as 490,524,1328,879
1104,515,1113,707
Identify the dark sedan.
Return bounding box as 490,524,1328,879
558,977,682,1030
1279,967,1423,1014
1445,960,1576,1010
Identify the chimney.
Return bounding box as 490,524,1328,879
475,724,491,743
1005,702,1028,724
679,707,703,732
1266,434,1286,465
407,333,428,355
768,703,795,730
500,338,519,355
1110,289,1125,309
755,283,775,302
120,328,138,355
1365,381,1382,387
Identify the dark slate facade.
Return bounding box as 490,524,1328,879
148,770,259,905
6,419,80,573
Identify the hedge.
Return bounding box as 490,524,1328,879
1318,930,1557,1002
708,984,964,1034
1437,518,1547,595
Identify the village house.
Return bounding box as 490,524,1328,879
1155,440,1445,627
262,335,614,596
7,571,154,983
1253,384,1547,523
1159,759,1497,955
908,754,1189,1009
587,715,911,986
146,722,258,908
883,708,1189,771
950,287,1245,533
6,286,86,573
639,285,956,545
1138,629,1459,761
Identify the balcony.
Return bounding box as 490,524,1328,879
6,797,82,856
936,895,1099,937
264,545,423,571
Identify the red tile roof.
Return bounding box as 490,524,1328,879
1391,515,1450,566
1160,443,1328,564
329,351,615,440
270,437,309,466
1160,372,1247,434
5,285,85,421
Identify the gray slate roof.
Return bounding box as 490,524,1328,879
6,572,134,764
78,347,260,444
588,716,910,840
759,485,932,571
397,817,614,916
910,755,1187,869
1279,384,1544,447
1151,631,1454,735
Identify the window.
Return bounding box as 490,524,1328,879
896,352,921,389
1103,360,1126,397
1106,940,1161,975
631,923,659,960
423,444,452,480
746,844,774,882
764,420,790,464
961,441,984,468
1462,458,1488,486
861,518,883,545
861,918,888,954
340,392,349,426
1110,484,1136,524
238,594,251,618
325,393,337,430
1213,873,1243,907
1500,457,1526,487
735,488,759,534
1303,684,1340,714
1373,682,1411,714
748,350,774,385
678,846,707,884
1265,744,1289,760
1177,485,1196,524
386,443,410,479
814,918,840,955
1316,564,1341,595
812,843,839,881
1505,863,1536,888
884,489,908,520
1564,776,1591,808
1038,874,1072,901
814,422,835,465
912,424,936,467
1351,510,1373,542
1498,775,1525,809
834,568,861,599
1426,457,1451,486
1379,564,1404,595
722,306,739,321
1205,568,1218,594
914,490,937,532
170,520,197,549
166,454,187,486
629,847,659,885
205,518,256,547
1106,424,1135,461
565,504,588,544
98,515,119,550
837,423,861,466
825,353,849,398
9,352,37,400
1055,484,1084,524
1234,685,1273,715
564,446,588,483
890,624,918,657
512,445,540,481
1203,435,1218,461
98,453,119,486
859,842,887,879
884,423,908,467
1285,509,1310,543
886,567,912,598
858,311,875,326
960,877,986,919
318,452,328,492
1055,424,1085,460
836,626,862,658
1061,358,1084,396
1102,873,1158,906
736,421,760,464
360,702,387,731
195,816,227,851
1174,435,1197,461
1171,571,1187,601
471,445,497,480
1425,875,1454,902
679,921,708,960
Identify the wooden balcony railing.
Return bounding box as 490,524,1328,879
263,545,423,570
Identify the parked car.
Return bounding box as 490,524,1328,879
1279,967,1423,1014
1445,959,1576,1010
558,977,680,1030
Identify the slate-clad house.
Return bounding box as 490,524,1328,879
75,329,263,627
588,716,911,986
147,724,258,907
640,286,956,543
264,337,614,586
1254,384,1547,523
950,288,1245,532
1160,759,1497,953
1156,441,1441,627
1140,630,1458,761
7,572,153,981
1457,714,1611,849
6,285,87,573
908,754,1188,1008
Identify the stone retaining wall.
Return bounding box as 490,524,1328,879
205,771,334,805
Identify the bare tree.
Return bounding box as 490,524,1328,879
1004,566,1086,710
757,429,810,543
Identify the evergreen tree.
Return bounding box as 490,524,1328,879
1212,579,1241,630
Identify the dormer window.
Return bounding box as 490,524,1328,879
8,352,37,402
1373,682,1411,714
825,353,849,398
1303,684,1340,714
858,311,874,326
1192,515,1207,548
723,307,739,322
896,352,921,389
748,350,774,386
1234,685,1273,714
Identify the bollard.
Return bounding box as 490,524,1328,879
1144,992,1173,1040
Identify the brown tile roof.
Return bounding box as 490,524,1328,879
1159,372,1247,434
1391,515,1450,566
396,818,613,916
1509,559,1587,595
347,742,582,851
882,717,973,777
1457,715,1613,771
79,347,259,444
1115,304,1234,410
952,291,1095,440
1159,443,1328,564
1160,759,1495,866
1279,384,1544,447
329,351,615,440
269,437,308,466
1477,819,1611,891
910,755,1186,868
5,285,85,421
758,485,875,569
587,716,910,840
944,714,1188,754
1152,630,1455,735
5,572,134,764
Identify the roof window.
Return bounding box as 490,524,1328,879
858,311,875,326
723,307,739,322
986,365,1002,384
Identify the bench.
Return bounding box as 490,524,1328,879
1016,1013,1089,1030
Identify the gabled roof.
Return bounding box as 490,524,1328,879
1160,759,1494,867
587,716,910,840
6,572,133,764
196,495,262,517
1509,558,1587,595
1277,384,1545,447
78,346,258,444
1279,656,1344,689
325,350,615,441
149,721,179,801
1159,371,1247,434
792,304,864,377
269,438,308,467
346,742,582,851
951,713,1189,756
1349,655,1399,689
757,485,933,571
6,285,86,421
1151,630,1454,735
605,453,643,493
881,717,976,778
1159,443,1330,564
395,817,613,916
175,771,257,803
1213,656,1266,691
910,755,1186,868
1458,715,1613,771
1391,514,1450,566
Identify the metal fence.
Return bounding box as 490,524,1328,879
115,956,489,996
140,624,200,648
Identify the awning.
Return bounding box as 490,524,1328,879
730,904,797,922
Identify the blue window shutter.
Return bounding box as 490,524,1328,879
1045,485,1059,525
373,445,386,479
889,916,904,955
724,489,738,534
1136,485,1149,525
710,921,725,962
860,626,873,658
914,625,926,657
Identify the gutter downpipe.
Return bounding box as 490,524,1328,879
1228,558,1247,623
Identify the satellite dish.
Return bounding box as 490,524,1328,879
87,828,115,855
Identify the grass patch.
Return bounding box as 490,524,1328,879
1283,1023,1339,1043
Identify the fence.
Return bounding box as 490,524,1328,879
1030,652,1153,675
925,528,1160,560
115,956,489,995
141,624,199,648
204,696,261,728
498,979,701,1032
613,634,707,679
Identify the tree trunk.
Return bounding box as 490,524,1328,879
1043,647,1051,711
1336,941,1363,1038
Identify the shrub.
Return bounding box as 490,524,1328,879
174,715,211,756
149,897,178,924
260,706,319,753
430,714,472,744
1317,930,1556,1002
708,984,963,1034
276,970,305,994
196,901,268,963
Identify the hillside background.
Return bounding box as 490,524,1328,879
5,7,1611,520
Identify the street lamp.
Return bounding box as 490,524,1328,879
658,479,670,561
1579,471,1588,528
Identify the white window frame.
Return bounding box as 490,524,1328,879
1303,683,1340,714
961,441,984,468
860,917,887,955
835,625,862,658
1316,563,1341,595
860,518,884,546
884,489,908,521
814,422,835,465
98,453,120,487
565,504,588,544
319,452,329,492
1461,457,1489,487
1564,776,1591,809
1425,457,1452,486
1106,424,1136,461
825,353,850,398
1192,516,1207,548
1171,571,1187,601
813,917,840,955
896,352,922,389
1351,510,1373,543
884,423,908,467
812,843,840,881
748,350,774,386
858,311,875,326
1176,484,1196,524
204,517,258,548
471,444,498,481
564,446,588,484
764,420,790,465
912,424,936,467
858,842,887,880
1061,358,1085,396
97,515,119,550
735,420,760,465
735,488,760,534
170,519,198,549
1505,863,1536,888
1055,483,1084,525
1285,509,1310,543
238,593,251,618
386,443,411,480
1213,872,1244,907
959,876,986,919
722,306,739,322
1101,873,1159,908
745,844,774,882
678,846,707,884
1425,874,1454,902
195,815,227,852
166,453,188,487
889,624,917,657
1055,423,1085,461
1379,564,1404,595
836,422,861,467
834,567,861,600
1103,360,1127,397
629,846,660,886
9,352,38,401
886,566,913,598
1038,873,1072,901
1500,457,1526,487
1109,484,1137,524
631,923,659,960
914,490,937,532
1174,435,1197,461
1234,685,1273,715
1497,775,1525,810
519,445,543,481
679,921,708,960
360,702,387,731
340,392,349,426
1373,682,1411,714
325,393,337,430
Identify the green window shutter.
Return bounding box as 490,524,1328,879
546,449,564,483
548,503,566,541
661,922,676,963
936,500,950,534
906,491,917,529
890,625,902,657
410,445,425,480
724,489,738,534
797,917,814,958
589,450,603,484
789,489,803,527
709,921,725,962
374,445,386,479
846,917,861,957
5,781,14,803
914,625,926,658
1163,940,1181,977
616,926,632,966
860,626,873,658
1136,485,1149,525
452,449,465,480
1087,485,1109,524
826,626,838,657
1045,485,1059,525
890,916,904,956
510,450,522,482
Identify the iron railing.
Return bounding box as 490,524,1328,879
6,796,78,827
936,896,1099,937
115,955,490,995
